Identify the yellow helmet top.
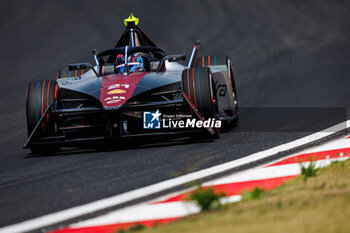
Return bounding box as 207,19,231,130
124,13,139,26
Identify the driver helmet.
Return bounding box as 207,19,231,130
115,53,144,73
115,54,125,66
128,53,144,72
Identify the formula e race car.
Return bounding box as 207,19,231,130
24,14,238,153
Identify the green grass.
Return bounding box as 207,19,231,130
300,158,319,182
140,159,350,233
114,223,145,233
187,186,226,211
241,187,265,201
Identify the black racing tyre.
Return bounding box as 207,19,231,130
227,58,239,126
197,55,239,127
182,67,220,138
26,80,60,154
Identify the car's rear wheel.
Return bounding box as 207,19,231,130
182,67,220,138
227,58,239,126
26,80,60,154
197,55,239,127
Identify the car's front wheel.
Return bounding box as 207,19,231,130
26,80,60,154
182,67,220,139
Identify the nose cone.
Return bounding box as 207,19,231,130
100,72,149,108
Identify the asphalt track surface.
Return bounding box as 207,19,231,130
1,0,350,228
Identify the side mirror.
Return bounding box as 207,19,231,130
69,62,93,70
157,54,186,72
69,63,98,77
162,54,186,62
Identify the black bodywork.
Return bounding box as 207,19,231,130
24,19,238,152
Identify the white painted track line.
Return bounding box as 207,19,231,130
1,120,349,233
72,157,349,228
72,202,200,227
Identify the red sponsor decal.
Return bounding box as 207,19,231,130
100,72,147,107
